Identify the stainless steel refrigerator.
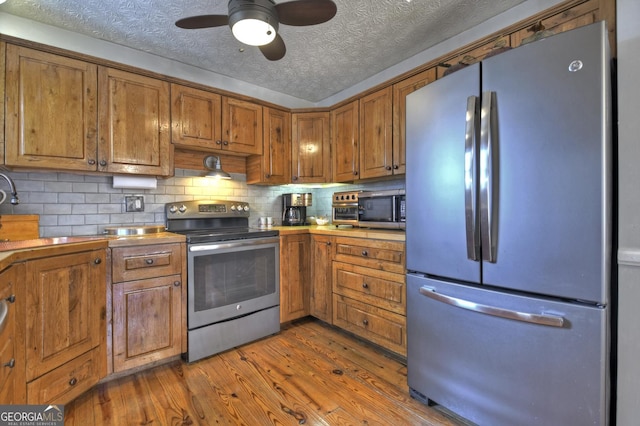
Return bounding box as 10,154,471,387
405,22,612,426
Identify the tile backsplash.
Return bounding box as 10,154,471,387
0,169,404,238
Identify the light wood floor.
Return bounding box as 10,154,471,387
65,318,469,425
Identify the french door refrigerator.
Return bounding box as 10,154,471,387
405,22,612,426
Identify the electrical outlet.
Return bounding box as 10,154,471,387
125,195,145,212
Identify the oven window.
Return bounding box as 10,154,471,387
333,206,358,220
192,247,276,312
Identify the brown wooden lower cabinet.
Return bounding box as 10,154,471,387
310,234,333,322
279,234,310,323
333,294,407,357
24,246,107,404
109,242,185,374
330,236,406,356
0,263,25,404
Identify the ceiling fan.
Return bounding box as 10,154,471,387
175,0,338,61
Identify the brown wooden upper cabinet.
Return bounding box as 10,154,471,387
171,84,263,156
291,112,331,183
331,100,359,182
359,87,394,179
392,68,437,175
247,107,291,184
99,68,172,176
4,45,172,176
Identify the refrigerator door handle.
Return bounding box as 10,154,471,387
480,91,497,263
418,286,565,328
465,96,480,261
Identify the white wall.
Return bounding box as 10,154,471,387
615,0,640,423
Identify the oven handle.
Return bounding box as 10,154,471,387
189,236,280,252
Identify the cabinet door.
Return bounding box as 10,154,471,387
222,97,263,155
291,112,331,183
112,275,182,372
310,235,333,323
4,45,98,171
247,107,291,184
359,87,393,179
279,234,310,323
392,68,436,175
171,84,222,151
25,250,105,381
0,263,26,404
332,101,360,182
98,67,172,176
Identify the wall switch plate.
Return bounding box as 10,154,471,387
125,195,145,212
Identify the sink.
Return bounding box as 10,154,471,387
103,225,166,236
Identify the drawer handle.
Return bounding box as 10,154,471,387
361,250,368,257
69,377,78,386
362,282,369,289
326,241,332,246
145,259,154,265
3,358,15,368
173,281,181,287
94,258,102,265
362,319,369,326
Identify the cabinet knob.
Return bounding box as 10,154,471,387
362,319,369,326
265,174,271,179
362,282,369,289
69,377,78,386
292,176,298,181
353,171,358,176
94,258,102,265
326,241,332,246
386,166,392,171
145,258,154,265
223,141,229,146
5,295,15,304
361,250,368,257
3,359,15,368
216,140,222,145
99,160,107,167
88,159,96,165
173,281,181,287
393,165,399,170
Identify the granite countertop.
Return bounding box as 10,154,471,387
0,232,187,271
267,225,406,242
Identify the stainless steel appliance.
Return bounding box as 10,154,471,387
405,22,612,426
332,190,359,226
358,189,406,229
165,200,280,363
282,193,312,226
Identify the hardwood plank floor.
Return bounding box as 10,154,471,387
65,319,470,425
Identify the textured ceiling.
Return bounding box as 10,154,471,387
0,0,525,102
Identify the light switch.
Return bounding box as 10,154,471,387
125,195,145,212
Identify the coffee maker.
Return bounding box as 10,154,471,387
282,193,312,226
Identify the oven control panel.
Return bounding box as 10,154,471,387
165,199,250,219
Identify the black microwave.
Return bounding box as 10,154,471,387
358,189,406,229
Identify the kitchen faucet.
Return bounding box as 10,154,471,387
0,173,19,205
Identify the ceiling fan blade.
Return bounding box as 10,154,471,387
259,34,286,61
275,0,337,26
175,15,229,29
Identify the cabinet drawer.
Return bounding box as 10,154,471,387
333,295,406,356
333,237,405,274
27,348,99,404
112,244,182,282
333,261,405,315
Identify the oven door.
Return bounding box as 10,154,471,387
187,236,280,329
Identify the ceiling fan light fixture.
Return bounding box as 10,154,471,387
228,0,279,47
232,18,276,46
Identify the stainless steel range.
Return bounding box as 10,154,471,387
165,199,280,362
